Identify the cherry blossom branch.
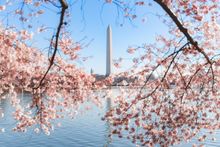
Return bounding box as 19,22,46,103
154,0,211,64
140,42,189,92
154,0,215,91
35,0,68,89
123,42,189,113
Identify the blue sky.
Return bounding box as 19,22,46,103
0,0,169,75
67,0,169,74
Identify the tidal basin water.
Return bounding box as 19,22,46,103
0,90,220,147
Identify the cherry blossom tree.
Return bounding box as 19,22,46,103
0,0,103,135
104,0,220,146
0,0,220,146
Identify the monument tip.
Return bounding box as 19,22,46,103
107,25,111,30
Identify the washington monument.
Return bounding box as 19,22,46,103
106,25,112,76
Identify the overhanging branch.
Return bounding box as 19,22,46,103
153,0,212,65
154,0,215,91
35,0,68,89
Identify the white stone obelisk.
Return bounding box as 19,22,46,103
106,25,112,76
